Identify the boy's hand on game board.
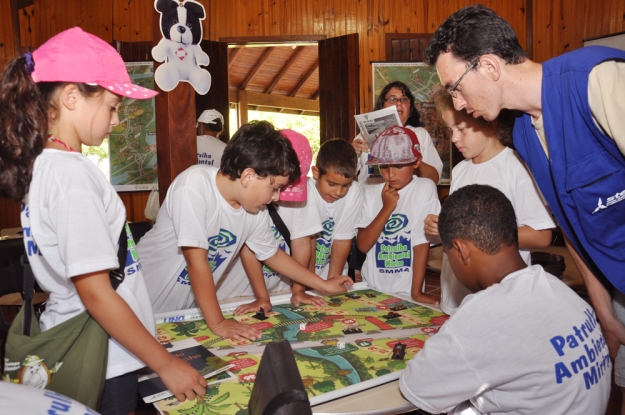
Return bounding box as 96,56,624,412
320,276,353,294
412,292,440,306
381,182,399,212
157,354,207,403
212,318,263,341
424,214,439,237
291,291,327,307
233,298,273,315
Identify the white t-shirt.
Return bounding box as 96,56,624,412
137,166,279,311
221,200,323,298
0,383,100,415
400,265,611,415
308,177,363,279
440,147,555,315
356,126,443,188
196,134,226,167
21,150,155,379
357,177,441,296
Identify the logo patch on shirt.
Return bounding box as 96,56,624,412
592,189,625,214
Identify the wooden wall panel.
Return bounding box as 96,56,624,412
0,0,17,69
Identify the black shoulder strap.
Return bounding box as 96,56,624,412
109,223,127,290
21,253,35,336
266,204,291,253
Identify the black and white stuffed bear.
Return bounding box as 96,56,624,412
152,0,211,94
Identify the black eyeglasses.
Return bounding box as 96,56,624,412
385,96,410,104
447,58,479,98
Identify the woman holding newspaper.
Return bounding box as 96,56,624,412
353,81,443,186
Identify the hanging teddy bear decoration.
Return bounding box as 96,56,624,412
152,0,211,95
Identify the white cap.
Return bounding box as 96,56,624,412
197,109,224,127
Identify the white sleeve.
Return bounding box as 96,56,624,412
410,181,442,247
415,128,443,178
289,200,323,240
356,187,376,229
56,190,119,278
168,173,214,250
247,211,280,261
399,324,483,414
588,60,625,156
333,182,363,240
512,154,556,231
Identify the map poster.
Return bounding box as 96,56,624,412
110,62,158,191
372,62,452,184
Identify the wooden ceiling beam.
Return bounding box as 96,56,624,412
228,47,242,69
289,60,318,97
311,90,320,100
229,90,319,113
266,46,306,94
240,47,274,90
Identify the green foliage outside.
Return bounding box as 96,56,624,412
229,109,321,160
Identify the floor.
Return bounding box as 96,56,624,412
3,270,623,414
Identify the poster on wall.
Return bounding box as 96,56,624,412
109,62,158,191
372,62,451,184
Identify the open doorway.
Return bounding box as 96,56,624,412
224,37,322,157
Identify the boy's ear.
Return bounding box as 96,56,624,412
451,238,471,266
413,158,422,170
311,165,320,181
240,167,256,188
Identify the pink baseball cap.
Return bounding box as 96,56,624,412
31,27,157,100
280,129,312,202
366,126,422,165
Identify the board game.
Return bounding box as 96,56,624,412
152,284,447,415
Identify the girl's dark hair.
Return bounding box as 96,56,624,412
0,56,47,201
0,56,103,201
374,81,421,128
221,120,300,184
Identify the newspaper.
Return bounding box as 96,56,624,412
354,106,402,147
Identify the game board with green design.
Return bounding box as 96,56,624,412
152,287,447,415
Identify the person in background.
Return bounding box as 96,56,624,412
400,185,610,415
425,91,553,314
357,126,441,305
145,109,227,221
0,27,206,414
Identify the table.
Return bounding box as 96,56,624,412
152,283,446,415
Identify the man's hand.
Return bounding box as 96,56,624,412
291,291,327,307
233,298,273,315
211,319,262,341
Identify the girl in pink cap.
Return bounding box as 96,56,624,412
0,28,205,413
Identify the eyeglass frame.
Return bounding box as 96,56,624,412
384,96,410,104
447,58,479,98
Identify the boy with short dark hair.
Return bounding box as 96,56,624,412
138,122,352,340
291,138,362,305
400,184,610,415
356,126,440,305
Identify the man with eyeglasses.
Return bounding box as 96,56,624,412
425,2,625,404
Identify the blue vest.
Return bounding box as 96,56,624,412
513,46,625,292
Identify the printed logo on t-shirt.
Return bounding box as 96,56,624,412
21,203,42,257
315,218,335,271
198,153,216,165
263,225,286,279
367,165,382,179
176,228,237,285
550,308,611,390
124,223,142,276
375,214,411,272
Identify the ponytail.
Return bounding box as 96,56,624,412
0,54,48,201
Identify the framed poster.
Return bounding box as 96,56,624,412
372,62,451,184
109,61,158,191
